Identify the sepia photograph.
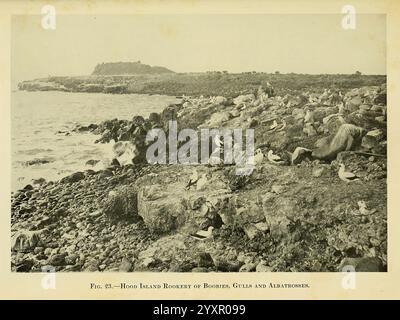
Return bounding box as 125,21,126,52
10,10,387,275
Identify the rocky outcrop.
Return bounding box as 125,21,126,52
11,82,387,272
136,166,229,234
312,124,366,160
102,186,140,223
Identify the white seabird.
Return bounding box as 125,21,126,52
357,200,376,215
185,169,199,190
196,173,208,190
338,164,359,182
190,226,214,240
276,120,287,131
269,120,278,130
267,150,285,165
253,148,264,166
304,110,314,123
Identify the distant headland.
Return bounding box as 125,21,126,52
92,61,175,75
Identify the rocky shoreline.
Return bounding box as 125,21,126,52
11,83,387,272
17,73,386,97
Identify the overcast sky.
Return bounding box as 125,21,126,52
12,14,386,82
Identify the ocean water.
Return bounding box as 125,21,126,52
11,90,179,191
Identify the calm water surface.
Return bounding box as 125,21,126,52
12,90,179,190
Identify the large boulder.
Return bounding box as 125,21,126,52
361,129,385,150
137,184,187,233
229,193,265,226
338,257,384,272
60,171,85,184
210,96,228,105
136,167,230,234
11,230,42,252
321,114,346,134
345,96,363,113
312,124,365,160
292,108,305,123
112,141,141,165
202,111,231,128
233,94,255,106
262,195,297,239
102,186,140,223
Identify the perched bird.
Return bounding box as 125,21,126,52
196,173,208,190
114,141,138,166
190,226,214,240
357,200,376,215
199,201,213,216
253,148,264,166
240,103,248,111
319,89,330,102
338,164,359,182
267,150,285,165
214,135,224,148
185,169,199,190
338,102,345,115
269,120,278,130
276,120,287,131
304,109,314,123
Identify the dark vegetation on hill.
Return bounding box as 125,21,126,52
92,61,174,75
19,72,386,97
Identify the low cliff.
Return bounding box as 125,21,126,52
92,61,174,75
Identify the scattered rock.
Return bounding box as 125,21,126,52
85,159,100,166
239,263,256,272
135,234,194,271
12,230,41,252
102,186,139,223
291,147,312,165
197,252,214,268
312,166,326,178
119,258,133,272
338,257,384,272
60,172,85,184
48,253,67,266
303,123,318,137
191,267,208,272
85,259,100,272
312,124,365,160
271,185,285,194
213,257,242,272
243,224,262,240
15,260,34,272
361,129,384,150
254,222,269,232
256,261,273,272
111,158,121,167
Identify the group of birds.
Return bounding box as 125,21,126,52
338,163,360,182
185,162,363,242
186,162,362,243
209,134,290,168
